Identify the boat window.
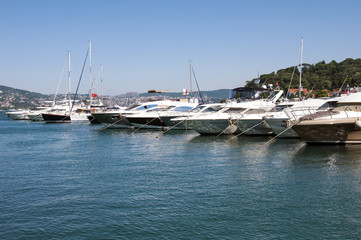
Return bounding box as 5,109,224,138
273,105,291,111
126,104,141,110
173,106,194,112
134,104,158,111
246,109,267,114
190,105,207,113
203,106,223,112
147,106,172,112
224,108,247,113
317,101,338,110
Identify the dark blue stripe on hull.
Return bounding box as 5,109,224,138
127,117,166,126
42,114,71,123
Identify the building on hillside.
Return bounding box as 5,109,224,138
287,88,312,98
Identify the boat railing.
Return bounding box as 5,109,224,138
287,106,322,120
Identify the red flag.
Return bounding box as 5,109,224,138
275,82,278,86
92,93,98,98
344,90,347,94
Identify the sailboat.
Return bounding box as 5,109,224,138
42,51,73,123
42,42,95,123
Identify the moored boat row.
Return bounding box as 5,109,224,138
5,86,361,145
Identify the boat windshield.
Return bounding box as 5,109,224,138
318,101,338,110
147,106,172,112
190,105,207,113
202,105,224,112
246,109,267,114
173,106,194,112
134,104,158,111
126,104,141,110
273,105,292,111
224,108,247,113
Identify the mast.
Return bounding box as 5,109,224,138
299,37,303,100
68,50,71,109
89,41,92,105
189,61,192,98
101,64,103,104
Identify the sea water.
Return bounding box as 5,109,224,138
1,112,361,239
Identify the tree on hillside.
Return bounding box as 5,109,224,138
245,58,361,93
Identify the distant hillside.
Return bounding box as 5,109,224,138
0,85,51,109
245,58,361,97
0,85,49,99
0,84,233,109
139,89,231,100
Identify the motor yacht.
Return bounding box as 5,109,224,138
181,87,283,135
264,96,345,138
125,100,198,129
292,92,361,144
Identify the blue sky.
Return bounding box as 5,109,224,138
1,0,361,95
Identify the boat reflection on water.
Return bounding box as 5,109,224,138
290,143,361,168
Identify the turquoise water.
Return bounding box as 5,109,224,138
1,113,361,239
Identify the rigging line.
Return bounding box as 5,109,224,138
228,119,267,141
70,50,89,113
156,117,188,138
337,75,349,95
191,67,204,104
99,115,126,131
215,118,241,138
305,84,316,99
134,117,160,132
286,65,298,100
52,57,67,107
261,119,301,147
259,78,268,87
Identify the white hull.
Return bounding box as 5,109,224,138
234,119,274,135
70,113,91,122
292,117,361,144
186,119,237,135
5,111,30,120
265,118,299,138
27,113,44,121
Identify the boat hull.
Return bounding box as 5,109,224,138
6,112,30,120
265,118,299,138
91,112,132,128
87,115,101,124
292,118,361,144
42,113,71,123
126,116,167,129
234,119,274,135
186,119,238,135
160,116,192,130
70,113,91,123
28,113,44,121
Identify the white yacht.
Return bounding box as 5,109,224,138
5,109,31,120
292,92,361,144
91,100,186,128
264,98,340,138
124,100,198,129
175,87,283,135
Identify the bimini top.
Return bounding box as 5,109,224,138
337,92,361,105
231,87,276,100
